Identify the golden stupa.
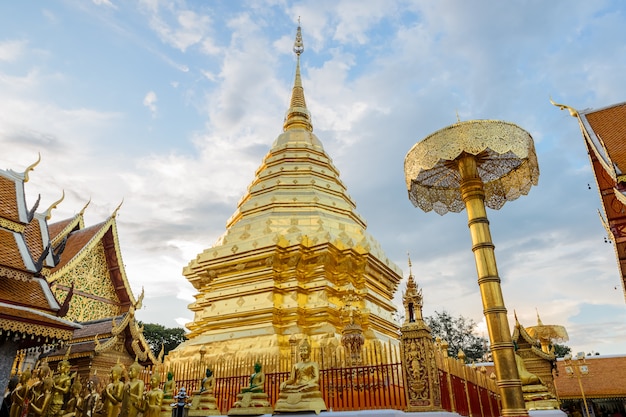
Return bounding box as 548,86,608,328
168,25,402,362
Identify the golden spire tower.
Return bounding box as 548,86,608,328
171,24,402,362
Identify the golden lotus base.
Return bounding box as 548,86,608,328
274,393,327,415
227,392,273,415
227,406,273,416
187,408,221,416
522,384,559,411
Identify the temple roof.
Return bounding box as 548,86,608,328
580,102,626,177
554,354,626,399
0,159,81,343
568,101,626,300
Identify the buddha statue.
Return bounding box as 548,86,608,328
120,361,145,417
27,376,54,417
227,363,272,415
141,373,164,417
188,369,218,415
9,370,31,417
161,372,176,414
515,352,559,410
62,380,84,417
274,340,327,415
102,363,124,417
49,360,72,417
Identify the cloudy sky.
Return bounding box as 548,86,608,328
1,1,625,355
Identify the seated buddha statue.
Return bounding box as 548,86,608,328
274,340,326,415
228,363,272,415
189,368,218,412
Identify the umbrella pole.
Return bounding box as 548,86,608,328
458,153,528,417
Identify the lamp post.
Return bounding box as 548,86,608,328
563,352,590,417
404,120,539,417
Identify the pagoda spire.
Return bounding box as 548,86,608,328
283,20,312,132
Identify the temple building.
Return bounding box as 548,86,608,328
0,157,80,394
169,25,403,362
1,157,156,388
41,205,157,379
553,100,626,300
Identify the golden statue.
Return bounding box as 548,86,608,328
160,372,176,414
274,340,326,415
27,363,51,407
227,363,272,415
10,370,31,417
515,352,559,410
189,369,218,413
120,361,144,417
49,360,72,417
162,372,175,401
62,380,84,417
101,363,124,417
140,373,164,417
27,376,54,417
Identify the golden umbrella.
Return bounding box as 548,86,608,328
527,311,569,354
404,119,539,417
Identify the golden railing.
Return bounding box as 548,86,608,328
133,341,499,416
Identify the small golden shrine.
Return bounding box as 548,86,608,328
512,314,559,410
170,24,402,363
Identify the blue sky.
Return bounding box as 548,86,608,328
1,0,626,355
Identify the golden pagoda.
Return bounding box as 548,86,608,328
169,24,402,362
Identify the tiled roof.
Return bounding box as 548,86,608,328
0,229,28,270
0,302,80,339
585,103,626,173
48,217,75,242
0,175,21,223
0,276,57,312
51,222,103,272
72,315,123,339
554,355,626,399
24,217,45,265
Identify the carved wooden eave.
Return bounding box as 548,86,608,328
45,312,157,366
575,101,626,300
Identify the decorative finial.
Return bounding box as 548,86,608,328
79,198,91,216
45,190,65,220
550,96,578,117
293,19,304,56
23,153,41,183
284,22,312,132
407,251,414,280
112,199,124,218
535,308,544,326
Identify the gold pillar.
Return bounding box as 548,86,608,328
458,153,527,417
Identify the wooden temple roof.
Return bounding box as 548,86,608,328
576,101,626,300
0,161,81,344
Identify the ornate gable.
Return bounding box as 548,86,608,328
48,215,135,323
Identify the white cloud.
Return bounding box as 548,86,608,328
0,40,27,62
92,0,116,9
143,91,158,117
